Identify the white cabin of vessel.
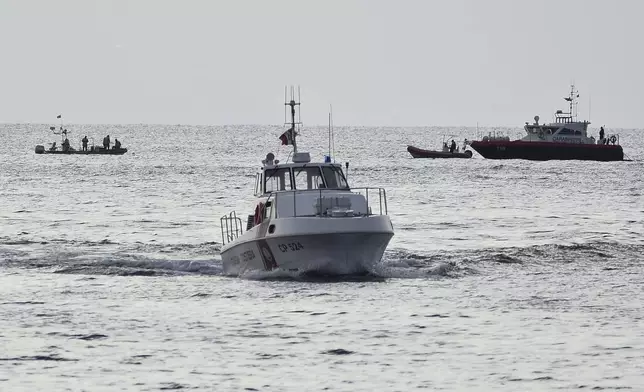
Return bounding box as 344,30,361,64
253,152,373,220
520,84,619,145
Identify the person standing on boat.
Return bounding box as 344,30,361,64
450,139,456,153
103,135,110,150
599,126,605,142
82,136,88,151
62,138,70,152
114,138,121,149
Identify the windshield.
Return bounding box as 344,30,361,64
293,166,324,190
264,168,293,193
322,166,349,189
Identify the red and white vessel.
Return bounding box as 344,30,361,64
469,85,623,161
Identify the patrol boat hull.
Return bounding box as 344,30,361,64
221,215,394,276
469,141,623,161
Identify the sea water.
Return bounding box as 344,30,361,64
1,124,643,391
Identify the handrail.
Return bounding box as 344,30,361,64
272,187,388,218
221,187,389,243
219,210,243,245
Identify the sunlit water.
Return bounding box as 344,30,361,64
1,123,643,391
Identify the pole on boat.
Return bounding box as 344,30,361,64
327,104,335,163
328,107,331,161
57,114,65,143
284,86,301,155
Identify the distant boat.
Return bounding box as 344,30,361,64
407,135,472,159
407,145,472,159
34,115,127,155
35,145,127,155
468,85,624,161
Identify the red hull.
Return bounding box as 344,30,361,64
469,140,623,161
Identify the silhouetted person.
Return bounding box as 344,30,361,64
114,138,121,149
450,139,456,153
62,138,70,152
103,135,110,150
82,136,88,151
599,126,605,140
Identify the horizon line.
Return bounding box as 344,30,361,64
0,121,637,129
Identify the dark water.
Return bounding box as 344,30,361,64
1,123,643,391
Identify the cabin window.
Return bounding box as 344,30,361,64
293,166,324,190
264,168,293,193
557,128,575,135
322,166,349,189
254,173,261,195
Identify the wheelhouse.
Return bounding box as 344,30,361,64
255,162,350,196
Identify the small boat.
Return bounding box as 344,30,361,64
219,89,394,276
468,85,623,161
407,145,472,159
35,115,127,155
35,144,128,155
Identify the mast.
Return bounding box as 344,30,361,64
284,86,301,154
569,84,574,119
52,114,67,143
328,108,331,159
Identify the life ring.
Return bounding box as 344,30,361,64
253,202,265,226
609,135,617,144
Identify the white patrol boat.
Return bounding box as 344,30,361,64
219,91,394,276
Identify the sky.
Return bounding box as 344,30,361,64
1,0,642,127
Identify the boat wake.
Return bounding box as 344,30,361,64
1,238,641,279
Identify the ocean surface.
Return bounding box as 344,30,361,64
1,123,643,391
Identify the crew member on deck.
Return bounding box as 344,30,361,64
450,139,456,153
82,136,88,151
599,126,605,141
62,138,70,152
103,135,110,150
114,138,121,149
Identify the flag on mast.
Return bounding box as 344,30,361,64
279,127,295,145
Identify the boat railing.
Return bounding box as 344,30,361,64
274,187,388,218
597,134,620,146
220,211,244,245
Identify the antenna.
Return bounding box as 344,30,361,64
284,85,302,154
328,104,335,163
328,105,332,160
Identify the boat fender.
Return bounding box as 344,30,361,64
254,203,265,226
609,135,617,145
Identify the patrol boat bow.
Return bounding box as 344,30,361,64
219,90,394,276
